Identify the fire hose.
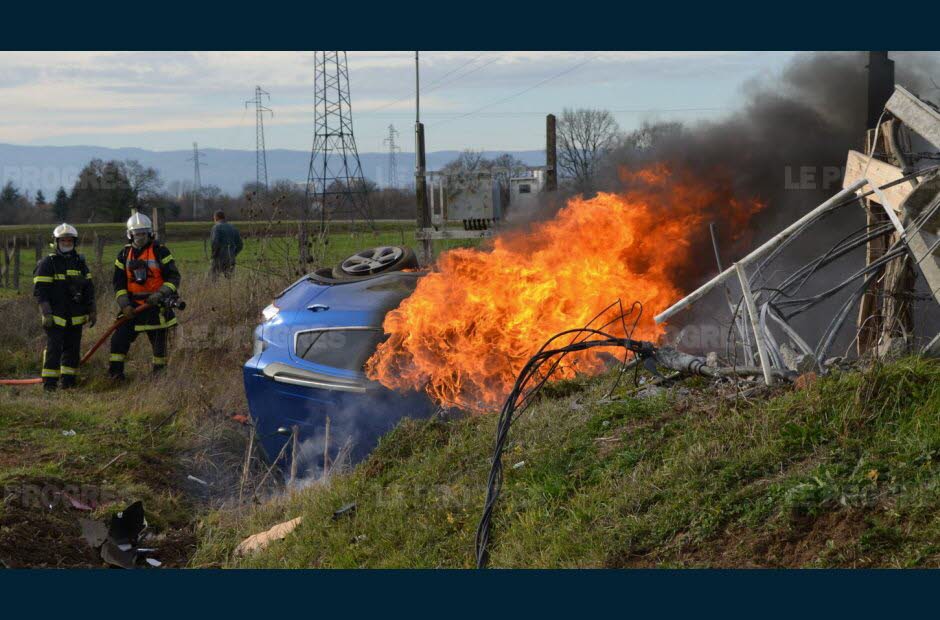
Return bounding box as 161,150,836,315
0,298,185,386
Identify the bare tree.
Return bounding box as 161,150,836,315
122,160,163,209
556,108,621,188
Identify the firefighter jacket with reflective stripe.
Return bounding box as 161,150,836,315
113,241,181,331
32,251,96,326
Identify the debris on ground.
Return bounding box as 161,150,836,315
234,517,303,558
80,501,164,569
332,503,357,520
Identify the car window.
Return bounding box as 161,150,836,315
295,329,385,371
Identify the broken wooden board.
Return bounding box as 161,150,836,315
886,86,940,152
843,150,919,213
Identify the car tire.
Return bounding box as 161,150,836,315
331,246,419,280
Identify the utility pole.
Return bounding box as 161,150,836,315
545,114,557,191
304,51,373,243
414,51,432,263
383,124,401,188
246,86,273,191
187,142,206,220
857,51,915,356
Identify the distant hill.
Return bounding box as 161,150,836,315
0,144,547,198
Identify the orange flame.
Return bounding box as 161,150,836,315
366,165,764,411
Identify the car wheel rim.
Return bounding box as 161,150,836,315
341,246,403,274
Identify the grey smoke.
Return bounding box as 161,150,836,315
596,51,940,351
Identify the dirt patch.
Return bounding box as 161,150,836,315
687,509,869,568
0,503,100,568
0,475,198,569
603,510,871,568
749,510,868,567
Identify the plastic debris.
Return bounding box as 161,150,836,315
79,518,108,548
81,501,157,569
332,503,357,520
64,493,95,511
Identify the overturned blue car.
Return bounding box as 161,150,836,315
243,246,435,477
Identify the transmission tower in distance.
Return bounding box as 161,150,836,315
383,124,401,188
246,86,273,191
187,142,207,219
305,51,373,236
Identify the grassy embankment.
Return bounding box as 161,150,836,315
0,231,474,567
193,357,940,568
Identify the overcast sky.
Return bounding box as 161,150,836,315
0,51,800,153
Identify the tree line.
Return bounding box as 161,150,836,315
0,109,679,226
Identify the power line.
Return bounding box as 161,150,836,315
355,106,730,119
358,54,499,115
430,57,594,127
422,53,484,89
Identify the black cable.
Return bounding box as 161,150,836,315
475,308,654,568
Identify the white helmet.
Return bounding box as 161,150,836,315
126,211,153,240
53,223,78,239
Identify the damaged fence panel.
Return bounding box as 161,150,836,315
655,179,868,324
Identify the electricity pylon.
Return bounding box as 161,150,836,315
246,86,273,191
187,142,206,219
383,124,401,188
304,51,373,236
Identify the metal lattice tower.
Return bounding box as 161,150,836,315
187,142,207,219
246,86,273,191
305,51,373,234
383,124,401,188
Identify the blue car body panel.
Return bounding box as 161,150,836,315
243,270,433,475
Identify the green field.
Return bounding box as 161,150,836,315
0,230,478,300
0,219,413,239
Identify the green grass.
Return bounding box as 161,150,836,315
0,266,268,567
0,381,201,566
193,358,940,568
0,233,483,566
0,230,479,300
0,219,413,238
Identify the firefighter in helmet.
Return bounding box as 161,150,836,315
109,211,181,380
32,224,96,391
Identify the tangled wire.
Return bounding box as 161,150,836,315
474,300,655,569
